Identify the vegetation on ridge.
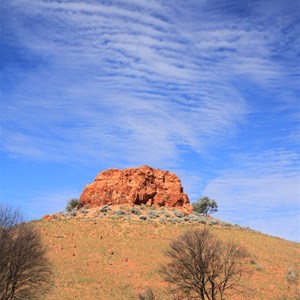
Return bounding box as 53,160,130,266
192,197,218,216
0,206,52,300
36,213,299,299
160,227,249,299
1,203,299,299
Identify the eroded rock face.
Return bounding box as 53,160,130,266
80,165,191,212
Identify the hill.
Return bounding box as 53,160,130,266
35,205,300,300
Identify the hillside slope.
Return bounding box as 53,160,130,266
35,211,299,300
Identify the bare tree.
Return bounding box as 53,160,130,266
0,206,22,229
160,228,249,300
0,206,52,300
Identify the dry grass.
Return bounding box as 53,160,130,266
34,217,300,300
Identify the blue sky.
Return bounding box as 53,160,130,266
1,0,299,241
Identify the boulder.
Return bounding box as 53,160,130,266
80,165,192,212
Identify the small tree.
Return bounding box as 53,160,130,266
0,205,52,300
192,196,218,215
160,228,249,300
66,198,80,212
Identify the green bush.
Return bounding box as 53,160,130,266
192,196,218,215
130,207,141,215
99,205,111,213
148,210,160,219
0,206,52,299
169,218,179,224
69,210,77,217
159,217,166,224
209,219,220,225
66,198,80,212
174,210,184,218
79,208,88,214
116,210,126,215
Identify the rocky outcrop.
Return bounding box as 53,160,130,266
80,165,192,212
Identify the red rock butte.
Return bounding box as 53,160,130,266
80,165,192,212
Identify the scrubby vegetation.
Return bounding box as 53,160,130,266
37,215,300,299
192,196,218,215
50,204,235,229
160,227,249,299
0,206,52,300
138,288,158,300
286,265,299,284
38,201,300,299
66,198,80,212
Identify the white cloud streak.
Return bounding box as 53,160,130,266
1,0,299,240
2,0,262,165
203,150,300,241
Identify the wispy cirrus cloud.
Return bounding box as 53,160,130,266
203,149,300,241
3,0,297,165
1,0,299,240
1,0,251,166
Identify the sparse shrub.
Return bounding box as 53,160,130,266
70,209,77,217
164,212,171,218
148,210,160,219
183,216,190,222
256,264,264,271
192,196,218,215
249,258,264,271
189,213,206,224
111,215,123,220
130,207,141,215
159,217,166,224
99,205,111,213
125,215,132,221
116,209,126,215
189,216,202,223
174,210,184,218
0,206,52,300
169,218,178,224
138,287,158,300
220,221,232,227
287,265,299,284
209,219,220,225
79,208,88,214
66,198,80,212
189,212,206,218
160,228,249,300
139,215,147,221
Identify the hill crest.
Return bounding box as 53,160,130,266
80,165,192,213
